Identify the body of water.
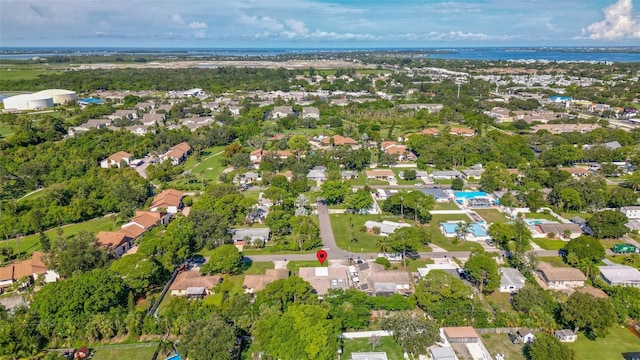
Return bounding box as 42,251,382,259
0,47,639,62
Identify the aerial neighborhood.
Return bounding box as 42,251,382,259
1,50,640,360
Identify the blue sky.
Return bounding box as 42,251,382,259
1,0,639,47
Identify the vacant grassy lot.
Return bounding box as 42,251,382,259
243,261,275,275
405,258,434,272
187,146,226,181
524,212,558,221
433,201,461,211
538,256,570,267
0,67,61,80
532,238,567,250
481,333,525,360
91,343,158,360
606,254,640,269
568,326,640,360
0,216,116,261
287,260,322,274
331,214,416,253
475,209,510,224
342,336,404,360
0,124,13,138
486,291,514,312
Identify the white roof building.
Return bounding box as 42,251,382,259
599,265,640,288
499,267,526,293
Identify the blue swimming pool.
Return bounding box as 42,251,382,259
455,191,488,199
469,223,488,237
524,219,556,226
441,222,459,234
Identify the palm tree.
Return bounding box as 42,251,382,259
376,237,390,254
456,222,471,243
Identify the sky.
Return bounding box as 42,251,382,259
1,0,640,48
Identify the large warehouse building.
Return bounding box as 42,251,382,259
2,89,77,111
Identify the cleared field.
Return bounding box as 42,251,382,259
342,337,404,360
568,326,640,360
475,209,510,224
524,212,558,221
0,67,60,80
538,256,570,267
243,261,275,275
433,201,461,211
91,343,158,360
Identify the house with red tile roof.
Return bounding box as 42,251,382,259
96,231,135,258
0,252,58,292
449,127,476,137
161,142,192,165
150,189,184,214
100,151,132,168
321,135,357,147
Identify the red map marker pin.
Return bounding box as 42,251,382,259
316,250,328,266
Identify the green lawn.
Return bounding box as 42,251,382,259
538,256,570,267
0,124,13,138
433,202,461,211
532,238,568,250
405,258,434,272
481,333,525,360
486,291,514,312
606,254,640,269
243,261,275,275
91,343,158,360
524,212,558,221
0,216,117,261
188,146,226,181
0,67,61,81
342,336,404,360
568,326,640,360
475,209,510,224
287,260,322,274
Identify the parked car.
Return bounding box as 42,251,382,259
508,333,519,345
486,239,494,247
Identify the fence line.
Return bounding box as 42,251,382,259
149,267,180,317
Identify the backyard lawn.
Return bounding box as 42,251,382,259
474,209,510,224
568,326,640,360
486,291,514,312
532,238,567,250
433,202,461,211
91,343,158,360
342,336,404,360
606,254,640,269
243,261,275,275
481,333,525,360
524,212,558,221
331,214,426,253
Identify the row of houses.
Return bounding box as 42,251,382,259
100,142,192,169
0,252,59,293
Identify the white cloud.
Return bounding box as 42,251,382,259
188,21,208,29
194,31,206,38
170,13,184,25
583,0,640,39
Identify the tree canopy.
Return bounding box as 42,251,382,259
463,253,500,294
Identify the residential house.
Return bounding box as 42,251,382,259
133,210,171,225
246,206,269,224
275,170,294,181
150,189,184,214
577,286,609,298
120,211,162,238
352,353,389,360
417,258,462,278
397,103,443,113
340,170,359,180
420,188,450,203
231,228,270,244
307,166,328,183
68,119,113,137
160,142,192,165
375,189,398,201
530,124,600,134
100,151,132,168
358,263,412,295
430,170,463,179
621,206,640,220
242,269,289,294
461,169,485,180
382,143,416,161
486,107,513,123
365,169,396,182
555,329,578,343
560,167,591,178
599,265,640,288
330,98,349,106
417,127,440,136
499,267,526,293
321,135,357,147
298,266,350,296
449,127,475,137
141,113,165,126
536,262,586,289
236,171,261,184
96,231,135,258
135,101,155,111
125,125,149,136
531,223,583,239
108,109,138,121
518,328,536,344
429,347,458,360
302,107,320,119
228,106,242,115
583,141,622,151
0,252,58,292
169,271,221,297
271,106,294,119
364,220,411,236
442,327,480,344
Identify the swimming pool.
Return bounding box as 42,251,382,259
455,191,489,199
468,223,488,237
440,222,488,237
524,219,557,226
441,222,460,235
